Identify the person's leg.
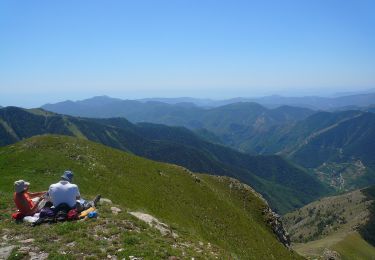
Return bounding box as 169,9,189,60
75,195,101,211
93,194,101,206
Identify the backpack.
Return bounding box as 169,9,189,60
55,210,68,222
39,207,55,218
54,203,72,222
67,209,79,220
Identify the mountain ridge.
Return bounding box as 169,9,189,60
42,97,315,154
0,106,329,213
42,92,375,110
0,135,301,259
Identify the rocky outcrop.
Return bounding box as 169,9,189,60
0,245,15,259
216,176,292,248
322,248,341,260
263,207,291,248
129,212,178,239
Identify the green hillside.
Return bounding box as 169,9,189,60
0,135,300,259
246,110,375,192
0,106,329,214
287,112,375,191
283,187,375,259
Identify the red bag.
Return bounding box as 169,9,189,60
12,211,24,220
67,209,78,220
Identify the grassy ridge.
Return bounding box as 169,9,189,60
0,135,300,259
332,232,375,260
0,106,330,214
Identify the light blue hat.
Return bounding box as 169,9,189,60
61,170,74,182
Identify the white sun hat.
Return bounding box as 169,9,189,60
14,180,30,193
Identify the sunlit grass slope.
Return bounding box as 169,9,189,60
0,135,300,259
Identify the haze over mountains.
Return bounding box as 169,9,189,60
43,92,375,111
137,92,375,110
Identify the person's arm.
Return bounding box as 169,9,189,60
28,191,47,198
76,186,81,200
29,197,43,213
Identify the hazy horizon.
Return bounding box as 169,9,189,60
1,86,375,109
1,0,374,108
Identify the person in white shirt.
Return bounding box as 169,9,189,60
48,171,80,209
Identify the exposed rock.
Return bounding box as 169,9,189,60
262,207,291,248
18,246,32,254
129,212,178,238
218,176,267,203
29,251,49,260
100,198,113,205
66,241,76,247
322,248,341,260
129,256,143,260
0,245,15,259
19,238,35,244
111,207,122,214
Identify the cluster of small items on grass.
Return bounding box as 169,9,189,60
0,194,223,259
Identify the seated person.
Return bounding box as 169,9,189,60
48,170,80,209
14,180,46,216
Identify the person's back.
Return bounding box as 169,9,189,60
14,191,35,216
13,180,46,216
48,173,80,208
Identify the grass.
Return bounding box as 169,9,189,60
293,231,375,260
332,232,375,260
0,135,300,259
1,197,219,259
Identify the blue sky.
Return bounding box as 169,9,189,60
0,0,374,107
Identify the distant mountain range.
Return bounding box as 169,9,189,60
0,106,330,213
137,92,375,110
332,104,375,113
43,92,375,111
42,96,375,192
42,96,315,154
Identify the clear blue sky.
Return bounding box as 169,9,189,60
0,0,374,107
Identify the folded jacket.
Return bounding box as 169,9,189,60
78,207,95,219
